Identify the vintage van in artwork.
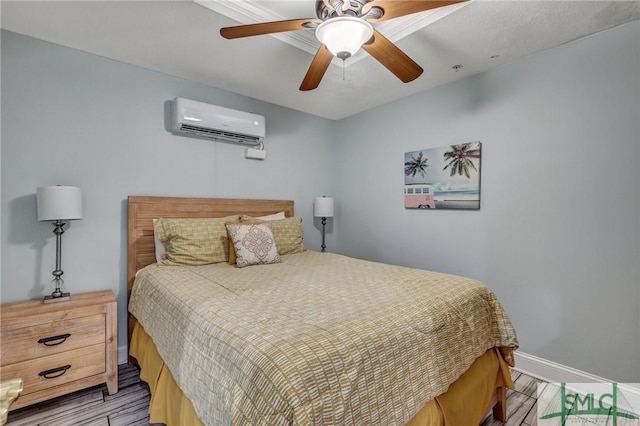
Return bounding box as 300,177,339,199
404,184,435,209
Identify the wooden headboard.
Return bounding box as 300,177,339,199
126,196,294,342
127,196,295,295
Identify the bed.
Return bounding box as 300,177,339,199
127,196,518,426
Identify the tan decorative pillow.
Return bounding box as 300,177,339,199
155,216,240,265
226,223,281,268
226,220,262,265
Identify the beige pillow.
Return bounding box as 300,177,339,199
239,216,305,256
226,223,281,268
155,216,240,265
270,217,305,255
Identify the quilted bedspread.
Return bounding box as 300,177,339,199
129,251,518,426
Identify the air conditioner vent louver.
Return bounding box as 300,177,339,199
171,98,265,145
179,124,262,144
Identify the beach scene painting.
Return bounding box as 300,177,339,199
404,142,482,210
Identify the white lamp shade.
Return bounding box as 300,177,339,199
37,186,83,221
314,197,334,218
316,17,373,58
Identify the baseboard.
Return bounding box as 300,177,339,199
515,351,640,416
118,345,128,365
513,351,611,384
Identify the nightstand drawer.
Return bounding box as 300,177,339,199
0,344,105,395
1,314,105,365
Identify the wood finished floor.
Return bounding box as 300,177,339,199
6,365,545,426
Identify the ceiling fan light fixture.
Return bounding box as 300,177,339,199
316,16,373,60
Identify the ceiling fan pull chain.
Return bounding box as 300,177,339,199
342,60,345,81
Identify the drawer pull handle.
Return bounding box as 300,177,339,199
39,365,71,379
38,333,71,346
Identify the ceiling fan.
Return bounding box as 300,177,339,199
220,0,467,91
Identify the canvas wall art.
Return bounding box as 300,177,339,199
404,142,482,210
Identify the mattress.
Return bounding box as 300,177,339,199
129,251,518,425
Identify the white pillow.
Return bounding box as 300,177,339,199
153,218,166,262
256,211,286,221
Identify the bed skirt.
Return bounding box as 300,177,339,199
130,322,514,426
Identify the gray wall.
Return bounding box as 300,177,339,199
2,20,639,382
0,31,336,351
333,21,640,382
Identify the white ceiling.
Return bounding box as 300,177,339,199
2,1,639,120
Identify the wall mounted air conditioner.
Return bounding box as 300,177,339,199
171,97,265,145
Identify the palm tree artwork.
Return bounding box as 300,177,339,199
404,151,429,179
442,143,481,178
404,142,481,210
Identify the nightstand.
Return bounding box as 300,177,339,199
0,290,118,411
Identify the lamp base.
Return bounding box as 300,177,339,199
43,292,71,304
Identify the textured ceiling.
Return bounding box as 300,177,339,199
2,1,639,120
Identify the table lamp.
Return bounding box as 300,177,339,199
36,186,83,303
314,196,334,252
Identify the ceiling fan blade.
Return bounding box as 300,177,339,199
362,0,468,23
300,45,334,91
220,19,318,39
362,30,423,83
